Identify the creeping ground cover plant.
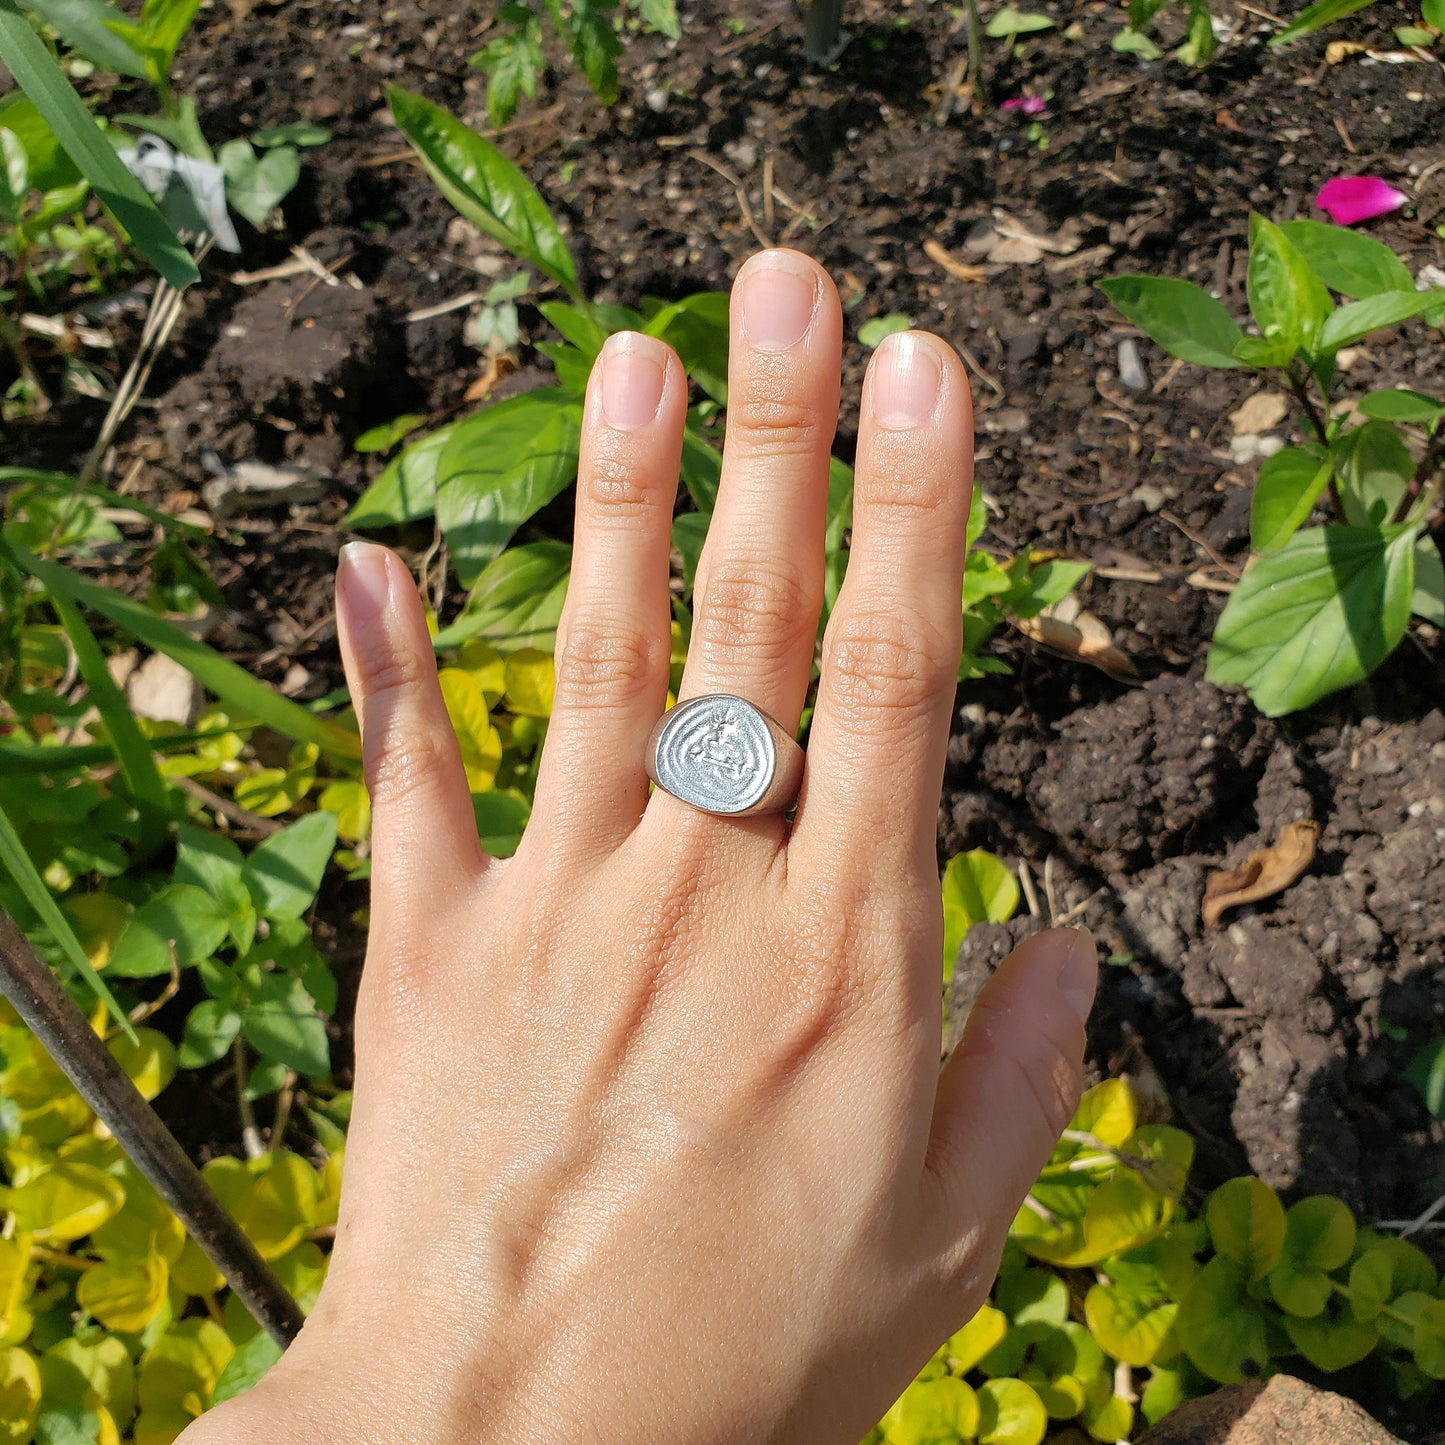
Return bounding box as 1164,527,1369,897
1101,215,1444,716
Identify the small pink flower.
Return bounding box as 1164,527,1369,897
1000,95,1047,116
1315,176,1409,226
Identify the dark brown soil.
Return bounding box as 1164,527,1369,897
4,0,1444,1427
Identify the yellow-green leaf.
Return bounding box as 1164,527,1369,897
457,639,506,706
941,849,1020,979
1205,1177,1285,1281
438,666,502,791
945,1304,1009,1373
138,1319,233,1414
6,1161,124,1242
503,646,555,717
169,1235,224,1298
77,1253,169,1332
1071,1079,1136,1149
236,1153,318,1261
977,1376,1048,1445
317,780,371,843
0,1346,40,1443
885,1376,980,1444
107,1029,178,1102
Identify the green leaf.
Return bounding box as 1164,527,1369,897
211,1328,283,1405
1205,1176,1286,1280
1206,524,1417,716
1402,550,1445,635
559,0,622,104
941,849,1020,980
347,421,457,527
0,125,27,223
634,0,680,37
985,7,1055,35
1318,290,1445,352
240,811,337,920
1085,1283,1178,1366
173,824,253,936
1271,0,1377,44
17,0,148,77
1277,219,1416,299
1177,1256,1271,1384
1112,26,1164,56
681,426,722,514
7,1160,124,1242
540,300,607,358
218,138,300,229
976,1377,1048,1445
1425,0,1445,28
386,84,578,296
2,542,360,758
0,91,80,190
108,884,230,977
433,539,572,651
1268,1196,1356,1317
1284,1311,1379,1370
434,392,583,586
1246,213,1332,361
49,591,169,829
0,0,198,287
858,315,912,348
945,1305,1009,1373
1097,276,1243,369
1357,389,1445,424
252,122,331,149
1406,1036,1445,1117
178,999,242,1069
1334,420,1413,527
885,1377,980,1444
646,291,729,404
0,798,132,1027
242,974,329,1076
1250,447,1333,553
471,8,544,128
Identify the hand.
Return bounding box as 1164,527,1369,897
184,250,1095,1445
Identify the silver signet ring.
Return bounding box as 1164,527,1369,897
645,694,805,817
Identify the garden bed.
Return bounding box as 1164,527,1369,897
7,0,1445,1433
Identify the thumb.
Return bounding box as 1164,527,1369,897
335,542,486,909
928,927,1096,1237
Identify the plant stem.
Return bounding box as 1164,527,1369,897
963,0,986,105
0,304,50,412
1286,365,1329,448
1393,426,1444,527
234,1038,265,1160
0,908,304,1347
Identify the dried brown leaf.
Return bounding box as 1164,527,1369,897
464,353,516,402
1015,599,1138,681
923,238,987,283
1202,820,1320,930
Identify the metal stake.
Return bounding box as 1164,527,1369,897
0,909,305,1347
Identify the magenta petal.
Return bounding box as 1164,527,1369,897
999,95,1047,115
1315,176,1408,226
1000,97,1027,110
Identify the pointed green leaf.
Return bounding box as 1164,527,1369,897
1250,447,1332,553
1318,290,1445,352
1097,276,1243,369
1206,524,1417,716
386,84,578,296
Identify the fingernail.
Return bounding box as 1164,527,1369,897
600,331,668,430
1056,928,1098,1026
740,251,818,352
871,331,942,430
338,541,392,627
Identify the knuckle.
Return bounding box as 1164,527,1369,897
858,454,958,517
726,392,826,462
693,558,818,663
822,607,957,726
367,722,461,808
578,450,660,522
553,617,664,709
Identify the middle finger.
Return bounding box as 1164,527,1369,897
674,249,842,733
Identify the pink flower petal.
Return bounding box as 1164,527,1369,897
1000,95,1047,115
1315,176,1408,226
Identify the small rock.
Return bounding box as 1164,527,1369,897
1229,391,1289,437
1134,1373,1403,1444
125,652,203,726
1117,338,1148,391
723,139,757,170
201,459,331,518
1229,433,1286,465
986,407,1031,434
644,87,668,114
1132,482,1167,512
1006,328,1046,367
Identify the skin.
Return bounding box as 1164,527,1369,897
180,250,1096,1445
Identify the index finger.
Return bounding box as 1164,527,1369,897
789,330,973,881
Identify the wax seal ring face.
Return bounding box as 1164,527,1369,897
649,695,779,815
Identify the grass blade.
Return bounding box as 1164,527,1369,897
3,542,361,760
0,798,134,1038
0,0,199,289
48,590,170,821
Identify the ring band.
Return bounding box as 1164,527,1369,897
645,694,805,816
